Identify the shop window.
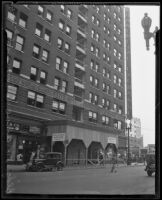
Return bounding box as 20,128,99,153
7,85,18,100
19,13,28,28
42,49,49,63
33,44,40,59
12,58,21,74
44,29,51,42
40,71,47,84
15,35,24,51
30,66,38,81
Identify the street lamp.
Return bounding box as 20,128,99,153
126,119,132,165
141,13,158,51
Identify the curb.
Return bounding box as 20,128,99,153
7,163,145,172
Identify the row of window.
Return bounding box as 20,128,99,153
7,84,122,129
88,110,122,129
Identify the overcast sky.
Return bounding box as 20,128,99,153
127,5,160,146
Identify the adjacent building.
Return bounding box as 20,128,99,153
5,4,131,164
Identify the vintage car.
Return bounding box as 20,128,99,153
144,153,155,176
26,152,64,172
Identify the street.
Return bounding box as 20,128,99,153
6,165,155,195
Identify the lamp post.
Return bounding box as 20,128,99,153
141,13,158,51
126,119,132,165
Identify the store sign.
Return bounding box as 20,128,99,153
52,133,65,142
29,126,40,134
107,137,116,144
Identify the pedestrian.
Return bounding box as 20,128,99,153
110,154,117,173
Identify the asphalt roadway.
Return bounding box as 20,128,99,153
6,165,155,195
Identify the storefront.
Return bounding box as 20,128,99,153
7,120,50,162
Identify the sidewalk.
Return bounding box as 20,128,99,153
7,163,144,172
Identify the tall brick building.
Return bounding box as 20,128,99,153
4,4,131,164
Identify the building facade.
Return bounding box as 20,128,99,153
4,4,131,164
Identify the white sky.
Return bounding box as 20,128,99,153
127,5,160,146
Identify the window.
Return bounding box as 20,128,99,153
114,12,117,19
103,53,106,61
7,85,18,100
7,55,11,65
118,78,121,86
103,26,106,33
118,53,122,60
61,80,68,92
89,92,93,103
52,99,66,114
66,25,71,36
118,29,121,35
38,5,44,17
91,45,94,53
103,83,106,92
57,38,63,49
42,49,49,63
107,43,110,51
114,89,117,98
118,66,122,72
114,120,118,129
114,24,117,31
40,71,47,84
118,91,122,99
96,19,100,27
96,48,99,57
114,75,117,84
58,20,64,30
96,63,99,72
91,29,95,38
118,40,122,46
104,13,107,21
114,63,117,69
102,98,105,107
60,5,65,13
35,23,43,37
106,85,110,94
90,60,94,70
30,66,37,81
106,100,110,108
65,42,70,54
12,59,21,74
54,77,60,90
94,78,99,88
114,36,117,41
118,121,122,130
118,17,121,22
103,39,106,48
90,75,93,84
103,68,106,77
44,29,51,42
36,94,44,108
15,35,24,51
46,10,53,22
67,9,72,19
94,95,98,105
27,91,35,106
118,107,122,114
92,15,95,23
107,17,110,24
114,49,117,56
7,7,17,22
114,104,117,111
88,111,97,123
33,44,40,59
56,57,61,70
6,29,13,46
19,13,28,28
102,116,109,125
63,61,69,73
96,6,100,14
96,33,100,42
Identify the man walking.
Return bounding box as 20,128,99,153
110,154,117,173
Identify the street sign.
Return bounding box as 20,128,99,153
52,133,65,142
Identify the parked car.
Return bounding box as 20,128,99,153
144,153,155,176
26,152,64,172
